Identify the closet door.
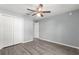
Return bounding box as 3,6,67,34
3,15,14,47
0,14,24,49
0,15,4,49
13,17,23,44
3,15,23,47
0,15,14,48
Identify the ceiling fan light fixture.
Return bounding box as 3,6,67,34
37,13,41,17
38,8,42,11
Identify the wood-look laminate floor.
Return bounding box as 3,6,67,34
0,39,79,55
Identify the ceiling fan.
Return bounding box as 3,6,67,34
26,4,51,17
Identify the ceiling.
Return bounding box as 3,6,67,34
0,4,79,20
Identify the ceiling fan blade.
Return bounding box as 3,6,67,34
32,13,37,16
27,8,36,12
26,13,30,15
41,14,44,17
42,11,51,13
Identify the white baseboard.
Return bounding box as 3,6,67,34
39,38,79,49
0,47,3,50
0,39,33,50
22,40,33,43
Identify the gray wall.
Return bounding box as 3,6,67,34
39,10,79,48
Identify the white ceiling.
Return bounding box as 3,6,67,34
0,4,79,20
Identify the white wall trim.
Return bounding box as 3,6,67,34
39,38,79,49
0,47,3,50
0,40,33,50
22,40,33,43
